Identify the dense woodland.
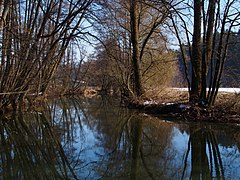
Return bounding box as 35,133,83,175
178,31,240,87
0,0,240,114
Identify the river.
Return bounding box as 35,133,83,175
0,96,239,179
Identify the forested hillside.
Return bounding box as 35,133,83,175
223,30,240,87
177,30,240,88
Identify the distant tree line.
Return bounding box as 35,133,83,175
170,0,240,106
222,30,240,87
178,30,240,88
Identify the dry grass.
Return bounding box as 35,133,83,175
145,88,240,113
215,93,240,112
144,88,189,104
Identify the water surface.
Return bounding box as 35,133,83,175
0,96,239,179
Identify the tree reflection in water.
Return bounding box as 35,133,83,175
0,96,239,179
181,123,240,180
181,126,225,179
0,110,78,179
130,116,142,180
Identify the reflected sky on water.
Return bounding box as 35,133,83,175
0,96,240,179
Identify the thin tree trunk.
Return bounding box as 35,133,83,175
201,0,216,103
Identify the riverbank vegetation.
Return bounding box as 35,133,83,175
0,0,240,122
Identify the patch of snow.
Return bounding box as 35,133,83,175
166,102,174,105
161,102,174,105
173,88,240,93
143,100,157,105
218,88,240,93
142,113,150,117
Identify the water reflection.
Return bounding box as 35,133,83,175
0,111,78,179
0,96,239,179
183,126,225,179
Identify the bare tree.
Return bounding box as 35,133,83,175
170,0,240,106
90,0,172,100
0,0,93,111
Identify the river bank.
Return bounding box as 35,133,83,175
127,89,240,124
1,87,239,124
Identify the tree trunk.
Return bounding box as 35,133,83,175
130,0,144,98
201,0,216,103
190,0,202,104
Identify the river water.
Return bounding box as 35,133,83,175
0,96,239,179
